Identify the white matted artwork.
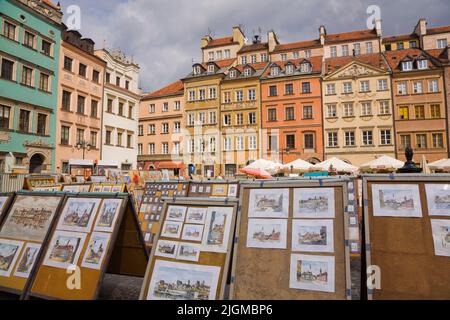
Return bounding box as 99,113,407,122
246,218,287,249
186,207,207,224
293,188,335,218
146,260,220,300
372,184,422,217
289,254,335,293
202,206,234,253
292,219,334,253
154,240,179,259
425,184,450,216
13,242,41,278
181,224,204,242
166,206,187,222
56,198,101,233
81,232,111,270
248,189,289,218
0,239,24,277
43,230,87,269
161,220,183,239
93,198,123,232
430,219,450,257
227,184,238,197
176,242,201,262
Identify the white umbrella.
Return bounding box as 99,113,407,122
283,159,314,172
428,158,450,171
244,159,283,174
312,157,358,173
360,155,404,172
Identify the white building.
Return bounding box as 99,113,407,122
95,49,140,170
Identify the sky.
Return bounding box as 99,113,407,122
58,0,450,94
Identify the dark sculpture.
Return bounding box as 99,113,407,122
397,146,422,173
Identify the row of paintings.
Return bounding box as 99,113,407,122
189,184,238,198
0,240,40,278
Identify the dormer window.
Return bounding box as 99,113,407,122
230,70,237,78
271,66,279,76
285,64,294,75
417,59,428,70
207,64,215,73
300,62,311,73
244,68,252,76
193,65,201,75
402,61,413,71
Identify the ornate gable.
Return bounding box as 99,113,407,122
326,61,385,80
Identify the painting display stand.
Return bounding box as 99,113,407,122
23,176,57,190
187,180,240,198
139,197,238,300
25,192,147,300
362,174,450,300
230,179,352,300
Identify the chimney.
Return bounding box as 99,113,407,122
375,19,382,37
267,30,279,53
232,26,245,46
319,25,326,45
414,18,427,36
200,35,212,49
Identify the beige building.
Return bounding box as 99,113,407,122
322,53,395,165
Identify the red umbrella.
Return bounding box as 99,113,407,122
240,167,273,179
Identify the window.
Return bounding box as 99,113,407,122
138,125,143,136
409,41,417,48
174,101,181,111
92,70,100,83
199,89,206,100
285,107,295,120
0,105,11,130
61,126,70,145
3,21,16,41
326,83,336,95
328,132,338,147
248,88,256,100
78,63,87,77
344,131,355,146
199,112,205,124
330,46,337,57
285,64,294,75
208,52,214,61
397,42,404,50
21,66,33,86
209,87,216,99
385,44,392,51
105,130,112,145
437,39,448,49
261,53,267,62
414,105,425,119
270,66,279,76
241,56,247,65
305,50,311,58
41,40,52,56
236,90,243,102
302,82,311,93
293,52,300,59
148,104,155,113
229,70,237,78
432,133,444,148
76,128,84,144
106,72,110,83
327,104,337,118
249,112,256,125
162,102,169,112
361,102,372,116
380,130,391,145
149,143,155,155
362,130,373,145
90,131,97,148
244,68,251,76
223,114,231,126
224,137,232,151
39,73,49,92
126,134,132,148
187,113,195,126
354,43,361,56
300,62,311,73
399,106,409,120
107,99,113,113
24,31,35,48
236,113,243,125
173,142,180,154
207,64,215,73
342,45,349,56
304,133,314,149
63,56,73,72
91,100,98,118
416,134,427,149
397,82,407,95
365,42,373,54
286,134,295,149
377,79,388,91
188,90,196,101
269,135,278,151
281,54,287,61
216,51,222,60
128,105,133,119
236,136,244,150
225,49,231,58
402,61,413,71
417,59,428,70
174,122,181,133
303,106,313,119
248,136,257,150
343,82,352,93
117,132,123,146
379,100,390,115
413,81,423,93
116,76,120,86
360,80,370,92
138,143,143,155
209,111,216,124
343,103,354,117
77,95,85,114
118,102,124,116
148,124,156,134
269,85,278,96
430,105,441,118
162,142,169,154
1,58,14,80
268,108,277,121
125,80,130,90
285,83,294,95
428,79,439,93
400,134,411,149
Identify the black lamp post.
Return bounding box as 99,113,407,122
76,140,91,159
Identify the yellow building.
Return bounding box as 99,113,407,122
382,34,420,52
322,53,396,165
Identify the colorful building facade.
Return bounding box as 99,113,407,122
0,0,62,173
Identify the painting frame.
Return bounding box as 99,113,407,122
425,184,450,216
248,188,289,218
93,198,123,233
430,219,450,257
43,230,87,270
154,240,179,259
0,238,24,277
161,220,183,239
289,254,335,293
201,206,234,253
166,205,187,222
185,207,207,224
13,242,41,279
80,232,112,270
246,218,288,249
176,242,201,262
293,188,335,218
181,224,204,242
292,219,334,253
372,184,422,217
56,197,101,233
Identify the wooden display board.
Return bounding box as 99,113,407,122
90,183,127,193
61,183,92,193
140,197,238,300
138,181,189,249
23,176,56,190
32,185,63,192
231,180,351,300
0,192,65,297
362,174,450,300
27,193,147,300
188,180,240,198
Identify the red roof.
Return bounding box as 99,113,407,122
262,56,323,77
233,62,269,73
201,58,236,70
382,33,418,43
142,80,184,99
324,53,388,75
237,42,269,53
274,39,321,52
383,48,440,72
426,48,449,62
203,36,235,49
325,29,378,44
427,25,450,35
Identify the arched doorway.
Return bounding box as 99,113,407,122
29,153,45,174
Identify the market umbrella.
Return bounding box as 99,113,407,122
240,167,273,179
312,157,359,174
244,159,283,174
282,159,314,172
428,158,450,171
360,155,404,172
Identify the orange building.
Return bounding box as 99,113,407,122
261,55,324,164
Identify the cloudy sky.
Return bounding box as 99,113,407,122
59,0,449,93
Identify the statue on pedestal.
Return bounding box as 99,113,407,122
397,146,422,173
